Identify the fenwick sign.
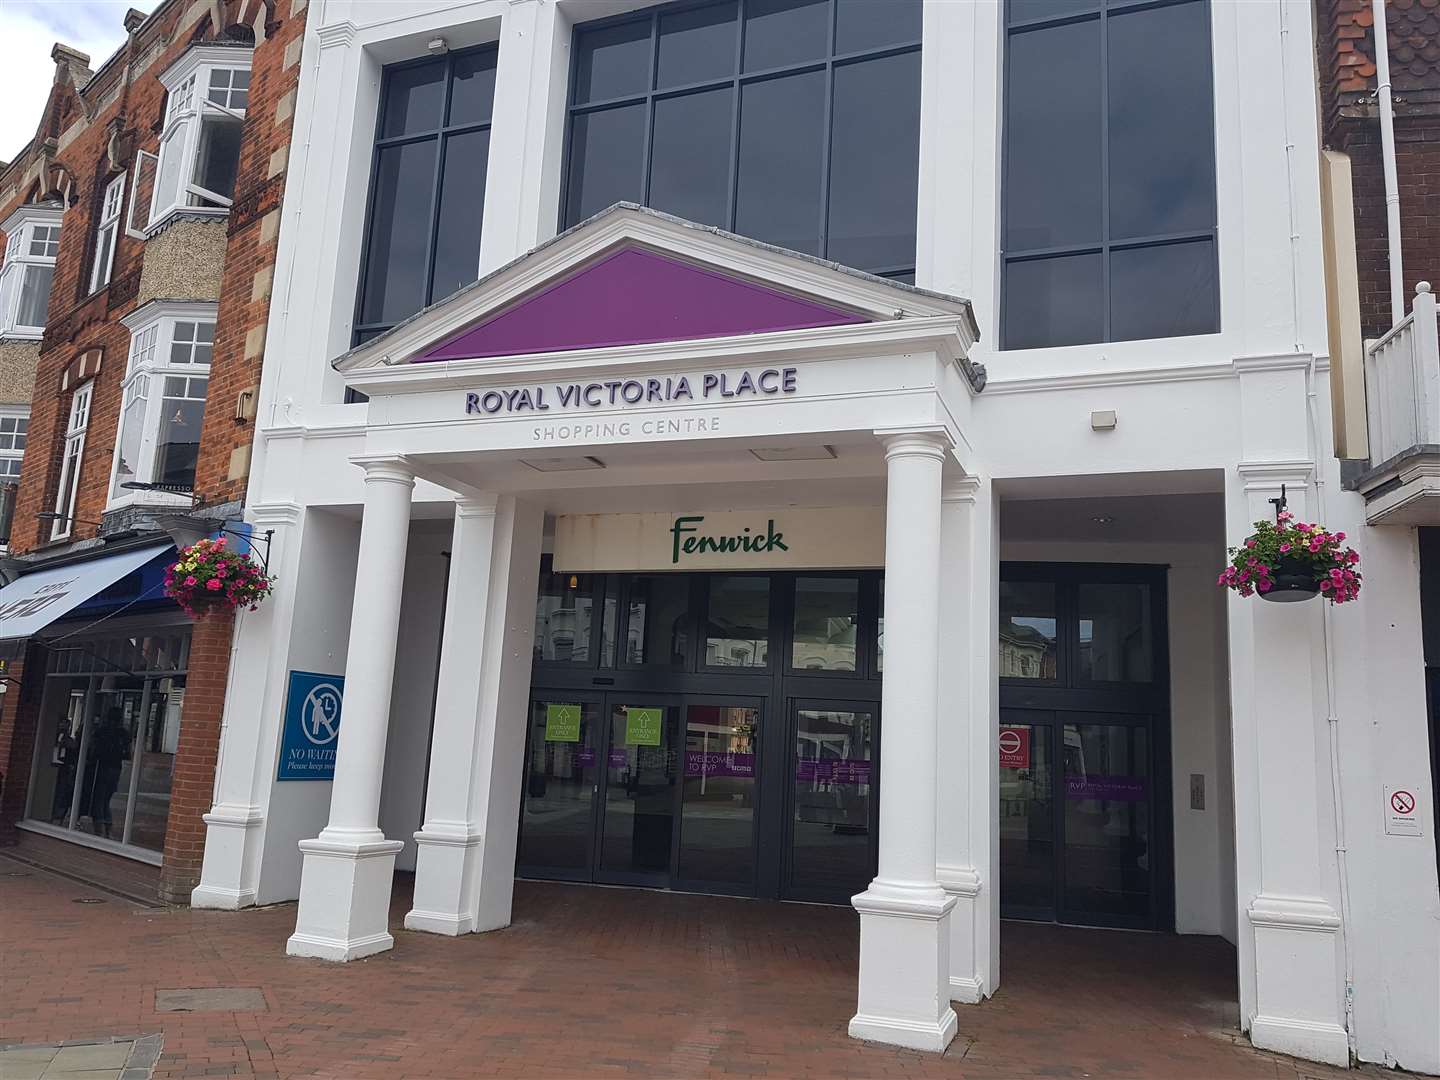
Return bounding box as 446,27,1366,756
671,515,788,564
553,508,884,572
464,366,798,417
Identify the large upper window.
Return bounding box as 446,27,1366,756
1001,0,1218,349
148,45,252,231
0,409,29,480
562,0,923,280
0,205,63,339
354,45,499,343
52,381,93,541
89,173,126,294
109,302,215,508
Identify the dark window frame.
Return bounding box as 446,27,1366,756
999,0,1219,349
559,0,923,280
351,43,499,346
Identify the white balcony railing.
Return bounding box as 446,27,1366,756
1365,282,1440,467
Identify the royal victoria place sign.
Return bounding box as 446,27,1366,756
464,367,798,418
554,508,884,572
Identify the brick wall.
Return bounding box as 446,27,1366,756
159,609,235,903
1317,0,1440,339
0,650,44,844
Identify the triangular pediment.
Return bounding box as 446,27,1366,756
335,205,977,373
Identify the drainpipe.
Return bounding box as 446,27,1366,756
1373,0,1405,325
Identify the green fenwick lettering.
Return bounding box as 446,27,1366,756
670,516,788,564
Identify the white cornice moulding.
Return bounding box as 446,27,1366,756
982,360,1236,395
1232,352,1318,376
0,201,63,238
315,21,358,50
120,298,219,331
158,42,254,90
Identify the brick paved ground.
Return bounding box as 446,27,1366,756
0,855,1408,1080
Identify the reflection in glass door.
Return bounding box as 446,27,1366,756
998,716,1053,917
1062,720,1151,920
517,697,601,879
787,703,876,901
598,700,680,882
677,703,760,891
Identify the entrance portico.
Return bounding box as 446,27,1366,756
282,206,988,1050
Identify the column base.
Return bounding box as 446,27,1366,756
404,824,483,936
191,803,264,910
1246,894,1349,1067
937,864,988,1004
286,834,404,962
190,884,257,910
850,882,958,1053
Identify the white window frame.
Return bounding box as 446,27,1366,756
52,381,93,541
0,405,30,482
89,173,126,294
0,203,64,340
149,45,253,232
108,300,217,512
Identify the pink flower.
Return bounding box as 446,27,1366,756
184,576,197,587
1246,539,1257,549
1334,531,1346,542
1257,581,1272,593
206,579,223,592
1297,523,1310,533
1347,550,1360,565
1320,580,1332,591
1330,569,1343,581
1279,542,1291,553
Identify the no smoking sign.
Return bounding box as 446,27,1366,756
1384,784,1424,837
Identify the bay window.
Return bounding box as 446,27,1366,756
89,173,126,294
0,408,28,480
52,382,92,541
148,45,251,231
0,204,63,338
110,302,214,507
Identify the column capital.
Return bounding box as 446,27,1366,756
454,495,499,519
875,426,953,462
350,454,416,488
942,476,982,503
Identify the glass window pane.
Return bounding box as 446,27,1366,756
155,376,207,488
600,702,679,875
827,51,920,272
791,576,859,671
705,576,769,668
192,117,242,202
657,2,738,88
380,59,446,138
1108,1,1214,240
735,70,825,256
448,48,497,127
1077,582,1153,682
1004,20,1101,251
790,707,873,894
111,386,147,498
648,88,733,228
999,581,1057,679
1008,0,1099,23
679,704,759,885
519,699,601,872
624,575,690,667
574,19,653,104
1109,240,1217,342
534,560,598,663
1003,253,1103,349
565,105,646,225
743,0,829,72
999,720,1053,913
431,128,489,303
835,0,922,53
1062,722,1150,917
359,140,438,326
17,263,54,327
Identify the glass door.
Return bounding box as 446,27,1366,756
596,696,681,886
517,694,603,880
675,700,762,894
784,699,877,903
998,711,1055,919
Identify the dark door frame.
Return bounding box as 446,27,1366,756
998,561,1175,932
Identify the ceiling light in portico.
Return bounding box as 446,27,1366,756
520,456,606,473
749,445,837,462
1092,515,1116,526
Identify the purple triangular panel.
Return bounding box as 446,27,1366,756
416,247,868,362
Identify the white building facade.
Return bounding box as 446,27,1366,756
192,0,1440,1071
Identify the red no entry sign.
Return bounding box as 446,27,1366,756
999,727,1030,770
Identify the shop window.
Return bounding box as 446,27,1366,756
1001,0,1218,348
89,174,126,294
0,205,63,338
353,45,499,343
563,0,922,280
149,46,252,231
109,304,215,508
52,381,93,540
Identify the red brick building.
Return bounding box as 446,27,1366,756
0,0,305,903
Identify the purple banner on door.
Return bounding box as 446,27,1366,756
577,747,596,767
1065,775,1147,801
795,758,871,785
684,751,755,779
608,748,629,769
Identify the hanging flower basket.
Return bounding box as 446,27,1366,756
164,536,275,617
1218,510,1361,605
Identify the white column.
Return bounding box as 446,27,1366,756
935,475,999,1005
406,496,543,936
850,430,957,1053
406,497,498,935
1228,356,1348,1065
287,457,415,961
